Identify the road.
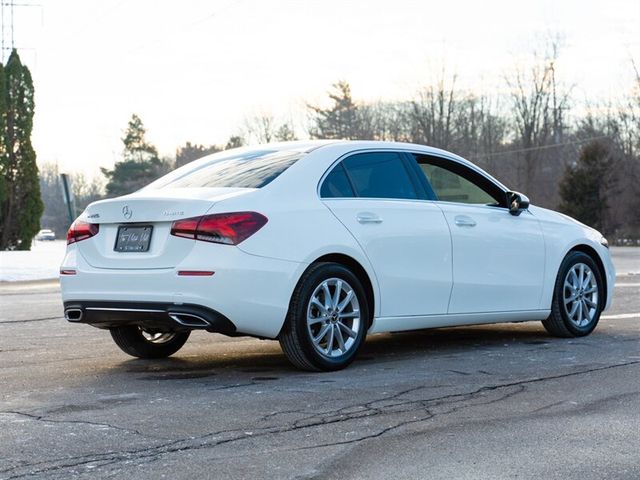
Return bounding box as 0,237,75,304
1,248,639,479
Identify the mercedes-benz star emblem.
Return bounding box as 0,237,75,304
122,205,132,219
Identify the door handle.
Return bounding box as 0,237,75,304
356,212,383,224
454,215,476,227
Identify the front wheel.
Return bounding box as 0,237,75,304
542,251,604,338
110,326,190,358
279,262,369,371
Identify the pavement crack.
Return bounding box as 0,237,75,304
3,360,639,479
0,410,168,441
0,316,61,324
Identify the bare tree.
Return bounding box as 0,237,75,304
505,39,571,194
243,115,298,143
244,114,276,143
365,101,413,142
410,72,460,150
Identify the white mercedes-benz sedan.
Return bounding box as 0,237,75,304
60,141,615,371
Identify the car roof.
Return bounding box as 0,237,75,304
245,140,474,165
237,140,337,153
241,139,455,155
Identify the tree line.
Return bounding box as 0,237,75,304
38,43,640,243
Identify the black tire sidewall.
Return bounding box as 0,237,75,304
554,252,604,336
292,264,369,370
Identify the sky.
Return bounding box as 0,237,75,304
5,0,640,176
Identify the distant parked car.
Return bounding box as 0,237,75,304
60,141,615,371
35,229,56,241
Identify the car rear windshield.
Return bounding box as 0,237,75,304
147,149,303,190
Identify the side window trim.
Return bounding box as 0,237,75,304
414,153,508,208
319,148,506,204
401,152,437,201
340,161,359,197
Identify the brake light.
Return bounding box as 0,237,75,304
67,220,99,245
170,212,267,245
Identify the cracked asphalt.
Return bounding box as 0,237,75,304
1,247,639,479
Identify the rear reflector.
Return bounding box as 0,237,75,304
67,220,99,245
177,270,215,276
60,269,77,275
171,212,267,245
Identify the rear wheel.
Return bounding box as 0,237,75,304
110,326,190,358
279,262,369,371
542,251,604,337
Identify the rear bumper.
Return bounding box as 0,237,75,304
63,300,237,334
60,241,305,338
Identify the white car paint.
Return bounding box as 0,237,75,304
60,140,615,339
324,198,452,317
438,202,546,314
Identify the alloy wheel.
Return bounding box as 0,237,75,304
563,262,599,328
306,278,361,358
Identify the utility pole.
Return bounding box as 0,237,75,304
60,173,75,224
1,0,41,63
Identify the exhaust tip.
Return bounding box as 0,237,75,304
168,312,210,328
65,308,83,322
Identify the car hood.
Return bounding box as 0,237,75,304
529,205,602,237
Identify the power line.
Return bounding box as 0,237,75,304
126,0,247,55
469,135,611,160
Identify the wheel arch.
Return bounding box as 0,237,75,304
309,253,376,327
565,244,608,308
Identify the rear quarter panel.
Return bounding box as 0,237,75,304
203,165,383,318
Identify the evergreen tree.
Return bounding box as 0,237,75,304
0,63,6,223
175,141,220,167
101,114,172,196
0,50,43,250
224,135,245,150
558,140,616,233
308,81,369,140
121,114,158,162
275,123,297,142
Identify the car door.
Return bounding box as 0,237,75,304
410,153,546,314
320,151,452,317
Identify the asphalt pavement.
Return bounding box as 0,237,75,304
1,248,639,479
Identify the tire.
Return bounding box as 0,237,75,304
542,251,604,338
110,326,190,359
279,262,369,371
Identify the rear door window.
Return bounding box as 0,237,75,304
341,152,419,200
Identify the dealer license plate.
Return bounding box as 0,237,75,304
114,225,153,252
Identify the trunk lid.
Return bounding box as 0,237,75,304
77,188,252,269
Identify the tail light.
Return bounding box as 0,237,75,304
171,212,267,245
67,220,99,245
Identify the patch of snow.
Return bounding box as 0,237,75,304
0,240,67,282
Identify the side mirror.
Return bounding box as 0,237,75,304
508,191,530,216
